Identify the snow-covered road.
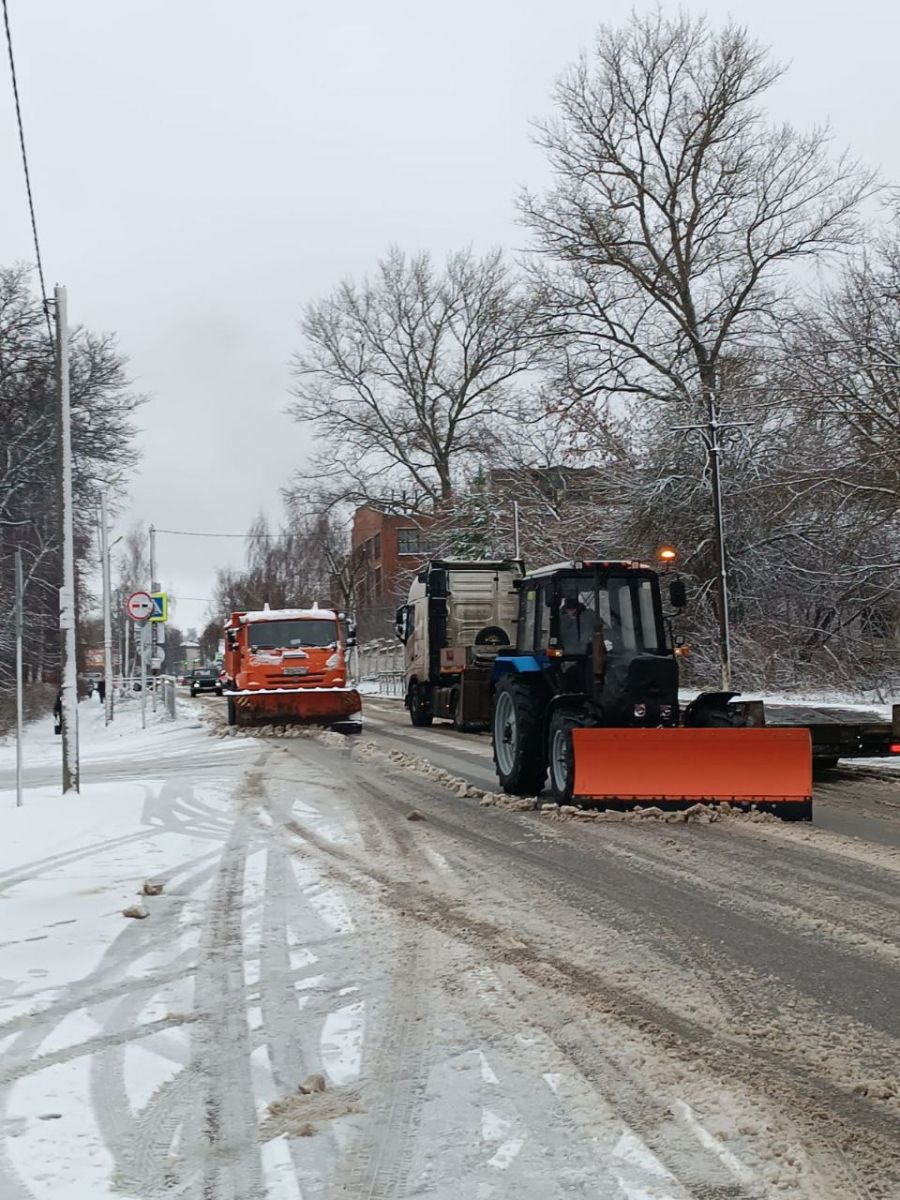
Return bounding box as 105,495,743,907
1,697,898,1198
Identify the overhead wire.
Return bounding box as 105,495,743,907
153,528,288,539
2,0,53,344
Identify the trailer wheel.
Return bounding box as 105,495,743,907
408,683,433,727
813,756,839,773
548,709,579,804
492,676,546,795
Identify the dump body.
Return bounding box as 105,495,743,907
223,607,361,731
397,559,523,729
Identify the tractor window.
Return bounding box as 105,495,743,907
610,579,662,652
519,587,537,652
539,583,552,648
557,582,612,655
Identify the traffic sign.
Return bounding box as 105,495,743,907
126,591,154,622
150,592,168,623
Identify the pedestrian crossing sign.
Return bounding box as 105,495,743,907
150,592,168,622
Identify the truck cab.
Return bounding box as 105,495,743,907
223,606,349,695
396,559,524,729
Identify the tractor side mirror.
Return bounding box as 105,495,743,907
668,580,687,609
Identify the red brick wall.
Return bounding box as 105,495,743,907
351,507,434,637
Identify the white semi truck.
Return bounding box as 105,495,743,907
395,559,524,729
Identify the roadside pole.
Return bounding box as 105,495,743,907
140,623,149,729
100,492,114,725
125,592,154,730
55,284,79,794
513,500,521,560
149,524,158,712
14,549,24,808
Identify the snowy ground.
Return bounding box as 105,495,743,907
1,695,898,1198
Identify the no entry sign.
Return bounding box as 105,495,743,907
126,590,154,622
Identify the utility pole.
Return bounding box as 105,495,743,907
705,388,732,691
100,492,114,725
149,523,158,712
15,549,24,808
55,284,79,793
140,622,149,729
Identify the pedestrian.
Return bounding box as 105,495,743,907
53,690,62,735
559,595,598,655
97,678,106,704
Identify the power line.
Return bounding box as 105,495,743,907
154,528,287,539
2,0,52,343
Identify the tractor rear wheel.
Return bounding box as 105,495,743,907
492,676,546,795
548,709,579,805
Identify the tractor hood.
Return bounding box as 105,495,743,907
596,651,678,725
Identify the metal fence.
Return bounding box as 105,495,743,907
354,639,405,698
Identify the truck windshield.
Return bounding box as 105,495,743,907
248,619,337,649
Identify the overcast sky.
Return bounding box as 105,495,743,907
2,0,896,637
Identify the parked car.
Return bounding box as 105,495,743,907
189,667,222,697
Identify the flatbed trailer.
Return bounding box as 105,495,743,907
757,703,900,770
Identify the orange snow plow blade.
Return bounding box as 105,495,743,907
231,688,362,732
571,727,812,819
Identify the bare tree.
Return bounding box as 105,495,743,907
521,10,875,682
289,246,542,514
1,266,144,696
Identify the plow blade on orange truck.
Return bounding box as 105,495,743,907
571,727,812,819
228,687,362,733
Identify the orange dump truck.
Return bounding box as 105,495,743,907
222,605,361,732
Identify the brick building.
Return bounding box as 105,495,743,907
351,507,433,639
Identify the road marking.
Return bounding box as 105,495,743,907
423,846,454,876
260,1133,305,1200
321,1000,365,1085
479,1049,499,1084
673,1098,755,1185
482,1107,525,1171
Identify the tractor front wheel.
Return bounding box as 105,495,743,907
492,676,546,796
548,709,579,805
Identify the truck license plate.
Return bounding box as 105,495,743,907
283,667,308,676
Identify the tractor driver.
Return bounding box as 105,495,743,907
559,594,599,655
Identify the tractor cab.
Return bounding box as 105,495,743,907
505,561,681,728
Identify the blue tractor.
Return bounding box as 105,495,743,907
490,560,812,818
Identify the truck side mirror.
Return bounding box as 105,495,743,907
668,580,687,609
394,606,408,642
346,620,358,648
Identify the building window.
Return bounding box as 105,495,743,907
397,527,425,555
372,532,381,561
373,566,382,596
